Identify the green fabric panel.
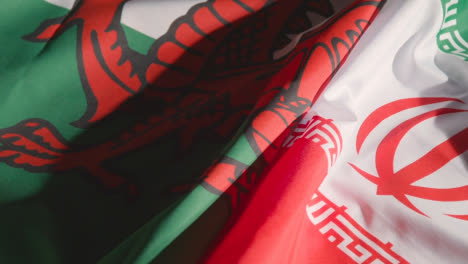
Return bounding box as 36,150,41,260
0,26,85,203
0,0,68,73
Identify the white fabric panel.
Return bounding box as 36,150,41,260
311,0,468,263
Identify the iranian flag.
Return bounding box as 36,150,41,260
0,0,467,263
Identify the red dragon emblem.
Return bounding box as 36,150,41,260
1,0,384,197
350,97,468,220
23,0,336,128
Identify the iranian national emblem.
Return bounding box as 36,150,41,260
350,97,468,220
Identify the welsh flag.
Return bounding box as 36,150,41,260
1,0,467,263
